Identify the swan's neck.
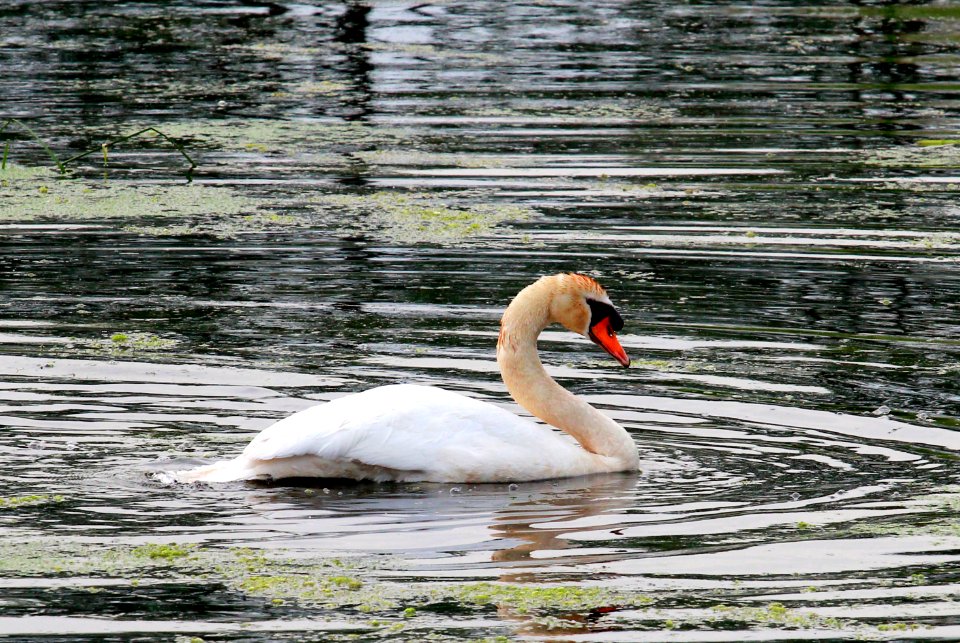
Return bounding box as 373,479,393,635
496,280,638,469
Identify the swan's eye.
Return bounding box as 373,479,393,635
586,299,624,332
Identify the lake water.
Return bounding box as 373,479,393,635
2,1,960,640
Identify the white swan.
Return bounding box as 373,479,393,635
174,273,638,483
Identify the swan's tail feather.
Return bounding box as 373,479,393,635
172,457,257,483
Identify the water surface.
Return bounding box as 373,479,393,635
2,1,960,640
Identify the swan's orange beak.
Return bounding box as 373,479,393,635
588,316,630,367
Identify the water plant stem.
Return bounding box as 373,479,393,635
0,118,65,172
0,120,197,176
61,127,197,174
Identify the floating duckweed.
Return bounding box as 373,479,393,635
131,543,195,561
311,192,533,245
0,177,259,223
291,80,351,95
0,494,64,510
710,602,845,629
877,621,921,632
361,41,508,63
89,332,179,354
330,576,364,590
451,101,678,121
448,582,653,614
916,139,960,147
864,143,960,167
116,118,415,153
125,211,303,238
0,163,56,182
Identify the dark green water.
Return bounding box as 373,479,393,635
2,1,960,640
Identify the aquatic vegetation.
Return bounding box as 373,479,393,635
117,118,416,153
124,212,302,238
131,543,196,561
864,141,960,167
362,41,508,63
449,100,679,121
289,80,351,95
0,176,256,222
444,582,653,614
0,540,652,625
876,621,922,632
1,119,195,174
310,191,534,245
709,602,846,630
0,166,296,236
0,162,55,183
87,332,179,354
0,494,64,510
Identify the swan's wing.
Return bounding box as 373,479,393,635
240,384,579,479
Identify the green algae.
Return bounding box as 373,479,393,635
310,191,533,245
289,80,351,96
0,539,649,622
87,332,180,355
446,582,653,614
0,164,301,237
449,100,678,121
709,601,846,630
0,540,204,577
131,543,196,561
0,494,64,510
0,177,256,222
0,538,928,637
0,163,57,183
850,486,960,539
361,41,508,63
864,141,960,167
876,621,922,632
124,211,302,238
116,118,415,153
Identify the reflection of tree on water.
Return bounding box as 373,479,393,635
845,5,927,120
335,2,374,122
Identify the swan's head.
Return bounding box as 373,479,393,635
549,273,630,368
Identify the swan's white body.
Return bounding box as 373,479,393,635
186,384,622,483
175,273,639,484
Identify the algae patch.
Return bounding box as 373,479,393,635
0,175,253,221
86,332,180,355
310,191,534,245
131,543,196,561
0,163,56,183
0,164,298,236
864,140,960,167
0,494,64,510
115,118,415,153
709,601,846,630
446,582,653,614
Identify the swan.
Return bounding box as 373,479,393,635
174,273,638,483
